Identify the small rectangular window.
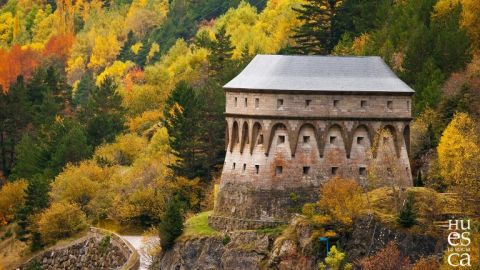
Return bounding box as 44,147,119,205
331,167,338,175
387,100,393,109
278,135,285,144
275,166,283,175
303,166,310,175
234,97,238,107
330,136,337,144
359,167,366,176
333,100,339,108
257,134,264,145
387,167,392,174
383,136,389,144
243,163,246,171
305,99,311,108
244,98,248,107
255,98,259,108
277,99,284,109
357,136,364,144
361,100,367,108
303,136,310,143
232,163,236,170
255,165,259,174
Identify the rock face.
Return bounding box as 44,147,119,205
153,217,445,270
18,228,139,270
344,216,446,262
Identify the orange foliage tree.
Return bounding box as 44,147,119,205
359,241,411,270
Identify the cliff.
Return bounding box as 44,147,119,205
151,215,445,269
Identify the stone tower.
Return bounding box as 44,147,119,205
209,55,414,231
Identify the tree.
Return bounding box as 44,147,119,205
207,26,234,75
397,193,417,228
0,179,27,222
163,81,202,179
36,201,88,245
359,241,411,270
82,77,125,147
158,198,184,250
316,177,366,227
438,112,480,196
291,0,343,54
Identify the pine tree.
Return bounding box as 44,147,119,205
119,31,136,63
82,77,125,146
158,198,184,250
163,81,202,179
291,0,343,55
397,193,417,228
208,26,235,75
73,72,95,108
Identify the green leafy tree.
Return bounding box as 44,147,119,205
397,193,417,228
318,245,352,270
208,26,235,75
291,0,343,54
158,198,184,250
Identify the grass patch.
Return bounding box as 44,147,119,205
182,211,219,238
256,225,287,237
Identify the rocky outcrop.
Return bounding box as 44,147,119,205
153,216,446,270
344,216,446,263
18,227,140,270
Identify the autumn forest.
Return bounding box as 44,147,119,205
0,0,480,268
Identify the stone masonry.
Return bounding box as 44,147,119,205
210,55,415,230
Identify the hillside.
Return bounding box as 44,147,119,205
0,0,479,269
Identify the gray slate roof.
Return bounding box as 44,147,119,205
224,55,414,93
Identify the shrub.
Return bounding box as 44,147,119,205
412,256,440,270
359,241,411,270
397,193,417,228
36,201,88,244
0,179,28,222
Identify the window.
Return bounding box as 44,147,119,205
303,166,310,175
330,136,337,144
387,167,392,174
383,136,389,144
359,167,366,176
277,99,284,109
257,134,264,145
232,163,236,170
244,98,248,107
303,136,310,143
357,136,364,144
278,135,285,144
387,100,393,109
243,163,246,171
305,99,312,108
333,99,339,108
255,165,259,174
234,97,238,107
275,166,283,175
331,167,338,175
255,98,259,108
361,100,367,108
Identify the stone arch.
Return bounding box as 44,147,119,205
240,121,249,154
250,122,263,154
322,123,349,158
349,124,372,159
292,122,318,155
230,120,240,152
349,124,373,158
403,124,410,157
225,120,229,151
266,122,288,156
374,124,400,158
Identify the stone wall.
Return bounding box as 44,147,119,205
17,227,140,270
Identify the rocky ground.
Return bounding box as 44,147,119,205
151,215,446,270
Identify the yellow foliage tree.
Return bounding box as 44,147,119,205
316,177,366,227
95,60,135,86
88,33,121,72
94,133,149,165
36,201,88,244
0,180,28,222
0,12,14,47
438,112,480,195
